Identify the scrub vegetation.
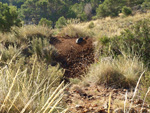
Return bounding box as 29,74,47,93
0,0,150,112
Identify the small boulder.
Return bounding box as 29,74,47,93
76,37,84,44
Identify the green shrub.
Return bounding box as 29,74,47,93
98,19,150,66
55,16,67,28
0,25,57,65
122,6,132,16
88,22,95,29
96,0,126,17
99,36,110,45
142,0,150,9
0,2,22,32
80,13,88,21
39,18,52,28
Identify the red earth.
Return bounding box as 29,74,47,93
51,36,94,79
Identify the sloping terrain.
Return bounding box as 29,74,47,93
64,84,149,113
50,36,150,113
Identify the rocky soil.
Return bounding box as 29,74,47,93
64,83,149,113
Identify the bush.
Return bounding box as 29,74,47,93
0,2,22,32
83,56,144,88
55,16,67,28
58,25,93,38
39,18,52,28
80,13,88,21
96,0,126,17
2,25,52,48
142,0,150,9
88,22,95,29
98,19,150,66
16,25,52,40
0,25,56,65
99,36,110,46
122,6,132,16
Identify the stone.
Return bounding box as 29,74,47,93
76,37,84,44
75,104,84,110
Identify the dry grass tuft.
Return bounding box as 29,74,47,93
0,54,66,112
0,25,53,49
83,56,144,88
14,25,52,38
58,24,94,38
0,25,68,112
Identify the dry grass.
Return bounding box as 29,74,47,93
0,25,57,64
58,25,94,38
0,25,53,49
1,12,150,112
83,56,144,88
65,13,150,38
14,25,52,38
0,25,67,112
0,54,66,112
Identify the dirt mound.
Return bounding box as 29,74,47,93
51,36,94,79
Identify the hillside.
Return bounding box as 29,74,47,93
56,13,150,112
0,7,150,113
70,13,150,37
1,0,150,27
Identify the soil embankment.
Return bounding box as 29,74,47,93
51,36,94,79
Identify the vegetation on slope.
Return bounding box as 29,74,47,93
1,0,150,28
81,16,150,105
0,2,21,32
0,25,67,112
65,13,150,107
0,1,150,111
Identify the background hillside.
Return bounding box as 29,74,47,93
1,0,150,27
